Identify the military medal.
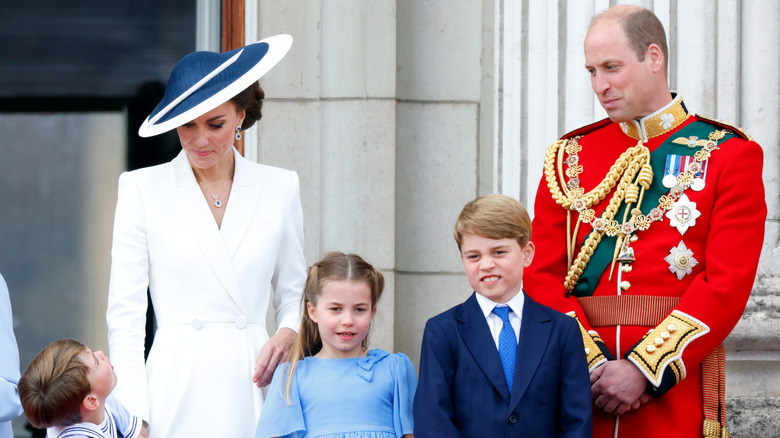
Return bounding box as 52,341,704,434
681,155,708,191
690,158,708,191
665,241,698,280
663,154,708,190
670,133,721,191
662,154,681,188
666,194,701,235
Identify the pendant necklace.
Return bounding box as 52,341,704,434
199,178,233,208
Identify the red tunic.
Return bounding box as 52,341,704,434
524,96,766,437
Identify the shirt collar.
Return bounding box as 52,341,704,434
618,93,690,143
48,412,111,438
475,289,525,320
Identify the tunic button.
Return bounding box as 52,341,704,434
235,316,247,329
508,414,518,424
191,319,203,330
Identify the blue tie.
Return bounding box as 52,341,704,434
493,306,516,394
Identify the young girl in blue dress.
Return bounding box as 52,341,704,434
255,252,416,438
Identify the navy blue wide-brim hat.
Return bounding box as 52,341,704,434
138,34,293,137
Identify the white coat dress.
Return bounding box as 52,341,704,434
106,148,306,438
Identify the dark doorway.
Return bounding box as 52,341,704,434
0,2,195,436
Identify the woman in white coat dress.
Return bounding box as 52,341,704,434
106,35,306,438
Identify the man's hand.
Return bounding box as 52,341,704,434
252,327,296,387
591,359,650,416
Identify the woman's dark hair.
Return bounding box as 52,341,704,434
230,82,265,130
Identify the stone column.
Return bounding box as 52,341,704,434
251,0,398,350
394,0,486,364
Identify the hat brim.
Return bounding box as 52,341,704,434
138,34,292,138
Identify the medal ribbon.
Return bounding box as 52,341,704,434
665,154,681,179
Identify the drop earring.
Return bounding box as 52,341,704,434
235,126,242,140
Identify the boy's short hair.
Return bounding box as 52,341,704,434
454,194,532,249
18,339,92,428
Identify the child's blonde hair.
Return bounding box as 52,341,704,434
284,252,384,403
17,339,92,428
454,194,532,249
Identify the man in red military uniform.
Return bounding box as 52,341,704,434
524,5,766,438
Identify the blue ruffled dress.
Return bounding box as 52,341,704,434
254,349,416,438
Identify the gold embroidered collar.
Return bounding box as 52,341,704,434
619,94,690,142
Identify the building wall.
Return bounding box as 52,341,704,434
246,0,779,434
251,0,399,349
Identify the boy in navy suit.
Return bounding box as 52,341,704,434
414,194,592,437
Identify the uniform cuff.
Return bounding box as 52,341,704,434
565,311,614,372
625,310,709,397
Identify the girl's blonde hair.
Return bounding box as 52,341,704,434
283,252,384,403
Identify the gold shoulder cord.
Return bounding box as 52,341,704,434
544,137,651,294
544,130,728,296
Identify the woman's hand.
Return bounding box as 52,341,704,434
140,422,150,438
253,327,296,387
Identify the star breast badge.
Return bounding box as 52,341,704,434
665,194,701,235
665,241,698,280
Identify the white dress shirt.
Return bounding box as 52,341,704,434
475,288,524,349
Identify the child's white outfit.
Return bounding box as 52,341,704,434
255,348,416,438
47,394,142,438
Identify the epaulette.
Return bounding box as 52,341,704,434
695,114,753,141
560,118,612,140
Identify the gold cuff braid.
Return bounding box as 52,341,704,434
627,310,710,386
565,311,607,372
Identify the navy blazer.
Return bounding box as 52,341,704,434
413,292,592,438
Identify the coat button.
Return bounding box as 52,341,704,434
508,414,518,424
235,316,247,329
191,319,203,330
